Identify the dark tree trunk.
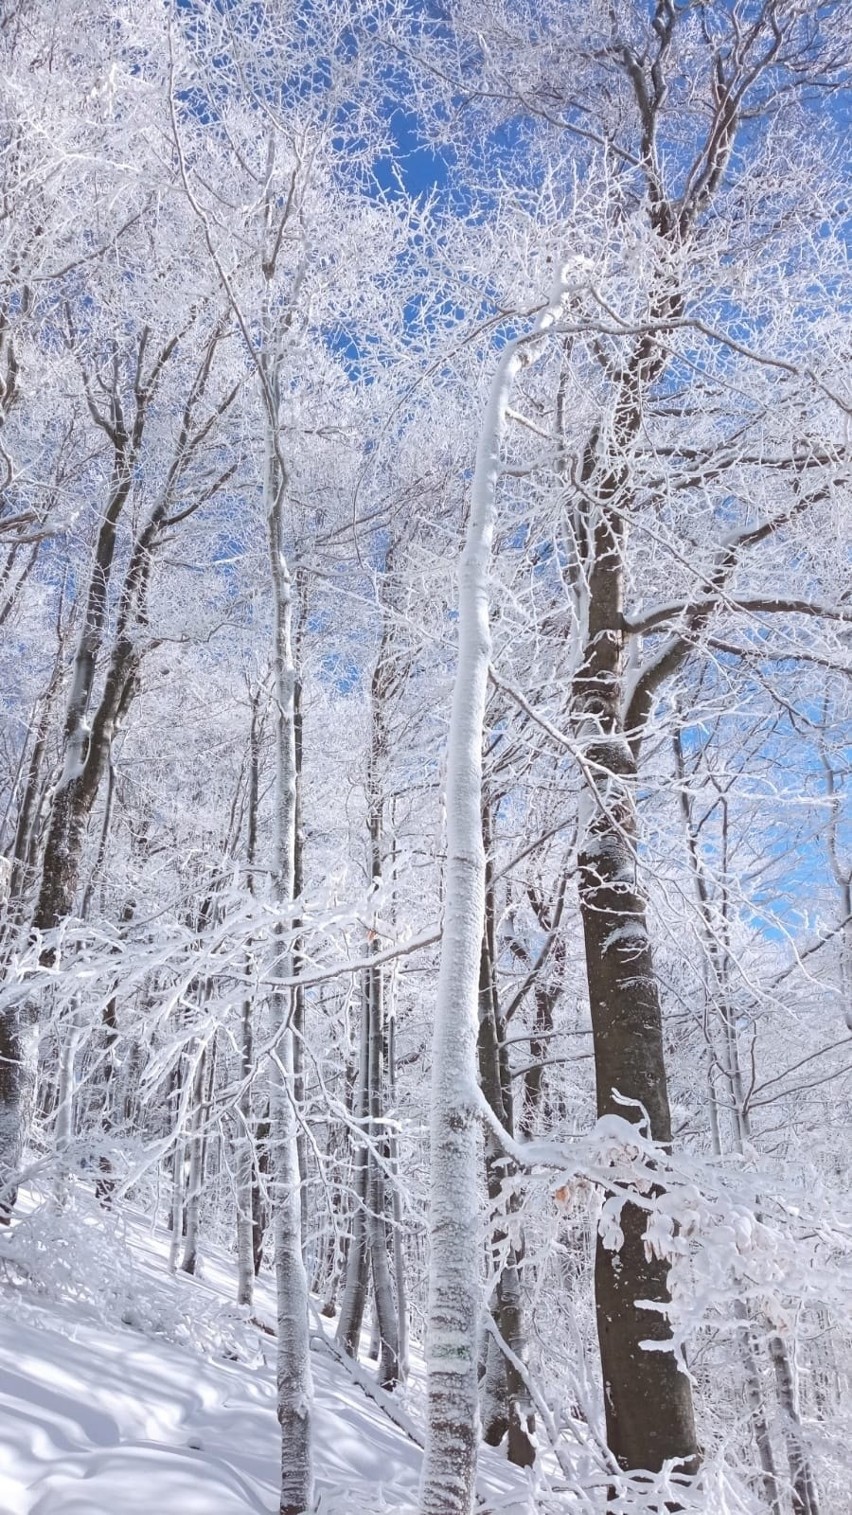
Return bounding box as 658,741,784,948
336,590,408,1380
367,955,399,1390
477,811,535,1468
566,227,698,1473
578,747,698,1477
252,1104,271,1276
0,1002,36,1220
93,989,120,1209
3,643,65,949
94,893,135,1208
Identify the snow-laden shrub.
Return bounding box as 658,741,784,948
0,1187,259,1364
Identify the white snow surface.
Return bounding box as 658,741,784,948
0,1194,530,1514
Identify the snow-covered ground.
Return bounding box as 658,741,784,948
0,1192,531,1514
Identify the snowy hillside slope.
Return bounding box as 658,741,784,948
0,1193,531,1515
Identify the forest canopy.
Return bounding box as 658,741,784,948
0,3,849,1514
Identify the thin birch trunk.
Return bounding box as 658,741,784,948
237,693,261,1308
335,975,371,1358
180,1045,210,1276
169,1136,186,1275
367,956,400,1390
54,1013,81,1160
292,575,309,1249
477,811,535,1467
266,355,312,1515
386,985,409,1377
419,271,568,1515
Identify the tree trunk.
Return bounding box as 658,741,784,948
237,694,261,1308
292,576,309,1251
578,777,699,1477
252,1104,270,1277
335,981,371,1358
367,956,400,1390
266,373,312,1515
95,892,135,1208
54,1011,81,1161
0,998,37,1219
770,1335,820,1515
419,271,567,1515
180,1045,213,1277
169,1135,186,1275
362,625,402,1390
570,326,699,1476
477,825,534,1468
3,642,65,948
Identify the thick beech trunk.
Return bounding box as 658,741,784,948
1,621,131,1216
578,752,698,1478
567,243,698,1476
572,495,697,1477
94,892,136,1209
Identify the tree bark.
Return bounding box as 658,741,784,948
180,1044,214,1276
237,693,261,1307
367,954,400,1390
577,752,699,1477
419,271,568,1515
335,977,371,1359
266,367,312,1515
252,1104,270,1277
477,814,534,1467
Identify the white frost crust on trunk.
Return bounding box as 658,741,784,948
418,267,573,1515
265,374,313,1515
236,999,256,1309
54,1016,82,1155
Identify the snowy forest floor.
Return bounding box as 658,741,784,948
0,1189,530,1515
